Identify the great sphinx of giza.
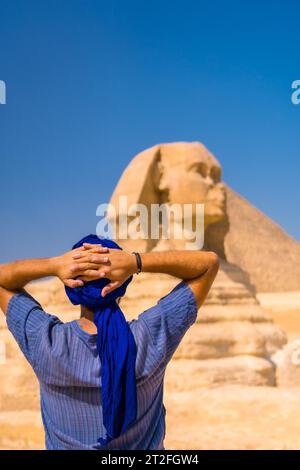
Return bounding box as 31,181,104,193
109,142,290,387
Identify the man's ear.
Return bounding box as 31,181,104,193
109,145,162,252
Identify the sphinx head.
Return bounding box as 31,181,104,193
155,142,226,226
109,142,227,252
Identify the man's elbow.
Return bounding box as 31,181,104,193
207,251,220,273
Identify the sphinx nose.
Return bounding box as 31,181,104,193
205,176,215,188
216,182,226,200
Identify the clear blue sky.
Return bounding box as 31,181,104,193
0,0,299,262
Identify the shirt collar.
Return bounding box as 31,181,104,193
70,320,98,344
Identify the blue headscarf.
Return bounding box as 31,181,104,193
65,234,137,446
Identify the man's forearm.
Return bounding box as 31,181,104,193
140,250,218,280
0,258,57,290
0,246,111,292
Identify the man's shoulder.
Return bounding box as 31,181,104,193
129,280,198,368
133,281,197,336
6,289,62,335
157,280,195,305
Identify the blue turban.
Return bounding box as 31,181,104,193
65,234,137,446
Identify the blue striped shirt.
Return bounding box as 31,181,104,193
6,281,197,450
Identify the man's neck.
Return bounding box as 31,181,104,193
79,299,122,334
79,306,97,334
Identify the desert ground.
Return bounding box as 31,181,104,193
1,291,300,451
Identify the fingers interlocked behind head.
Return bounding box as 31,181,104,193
65,235,133,301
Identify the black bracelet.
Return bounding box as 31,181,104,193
132,252,142,274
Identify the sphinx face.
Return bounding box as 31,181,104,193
157,143,226,227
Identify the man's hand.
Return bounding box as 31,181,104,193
54,245,111,288
72,243,137,296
